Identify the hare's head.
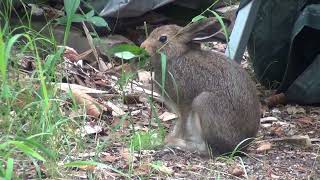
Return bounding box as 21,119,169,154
140,17,228,60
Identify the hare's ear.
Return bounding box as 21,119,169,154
181,17,230,42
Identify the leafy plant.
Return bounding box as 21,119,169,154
57,0,108,45
130,130,165,151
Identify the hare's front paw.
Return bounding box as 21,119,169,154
165,136,208,155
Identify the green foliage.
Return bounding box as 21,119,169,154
0,0,239,179
109,44,149,61
57,9,108,28
208,9,229,43
114,51,136,60
0,140,46,161
130,130,165,151
57,0,108,44
4,158,13,180
192,15,207,22
160,52,167,97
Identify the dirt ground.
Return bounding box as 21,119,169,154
11,19,319,180
47,42,319,180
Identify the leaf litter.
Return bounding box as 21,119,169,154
11,6,320,180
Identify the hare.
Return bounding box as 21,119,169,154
140,17,260,155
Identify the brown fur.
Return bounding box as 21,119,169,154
140,18,260,155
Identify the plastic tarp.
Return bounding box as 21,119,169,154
247,0,320,104
92,0,174,18
89,0,216,18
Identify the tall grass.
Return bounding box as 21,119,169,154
0,0,237,179
0,0,78,179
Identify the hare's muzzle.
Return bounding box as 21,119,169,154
140,41,154,56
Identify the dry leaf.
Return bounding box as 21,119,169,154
138,71,152,84
270,124,284,137
151,163,174,175
256,142,272,153
57,83,108,94
229,166,244,177
271,135,312,147
19,55,36,71
101,152,120,163
286,106,306,115
296,117,314,126
270,174,281,179
106,101,126,117
159,112,178,122
271,108,281,116
120,148,136,162
77,152,96,158
260,117,278,124
264,93,286,107
134,164,151,176
78,165,97,171
79,124,103,137
62,46,80,62
72,90,102,118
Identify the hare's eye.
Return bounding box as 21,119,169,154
158,35,167,43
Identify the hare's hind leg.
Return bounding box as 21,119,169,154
192,91,237,154
165,108,208,154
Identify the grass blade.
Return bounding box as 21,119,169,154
160,52,167,97
64,161,129,178
10,141,46,162
4,158,13,180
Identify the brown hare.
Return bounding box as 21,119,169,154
140,17,260,155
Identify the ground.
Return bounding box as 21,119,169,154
15,42,319,180
3,2,320,179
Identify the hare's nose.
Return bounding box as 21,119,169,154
140,41,147,49
140,41,152,55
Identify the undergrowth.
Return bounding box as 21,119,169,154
0,0,238,179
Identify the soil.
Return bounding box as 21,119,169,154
55,42,320,180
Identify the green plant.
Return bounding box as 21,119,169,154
130,130,164,151
0,0,98,178
56,0,108,45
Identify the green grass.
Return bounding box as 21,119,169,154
0,0,235,179
0,0,165,179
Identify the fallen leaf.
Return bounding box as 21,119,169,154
296,117,314,126
229,166,244,177
270,173,281,179
57,83,109,94
61,46,80,62
77,152,96,158
78,165,96,171
271,108,281,116
82,22,107,71
256,142,272,153
106,101,126,117
150,163,174,175
159,112,178,122
101,152,120,163
19,55,36,71
138,71,152,84
120,148,136,163
270,135,312,147
72,90,102,118
260,117,278,124
79,124,103,137
270,123,284,137
134,164,151,176
264,93,286,107
286,106,306,115
130,110,141,116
